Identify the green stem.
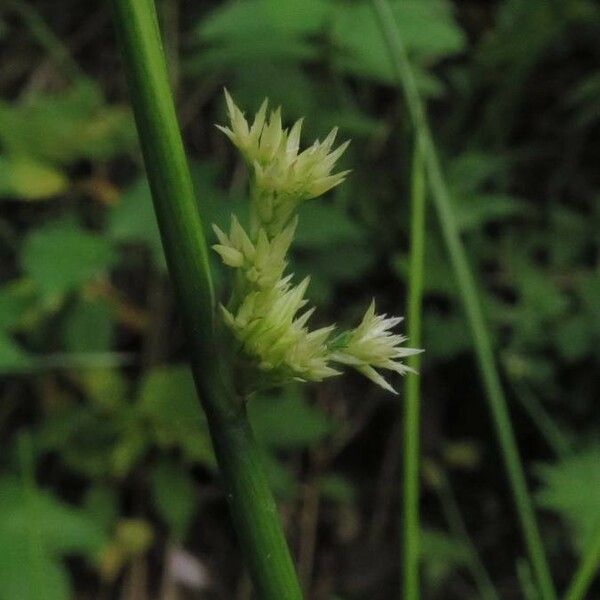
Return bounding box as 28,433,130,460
402,135,426,600
563,521,600,600
371,2,556,599
110,1,302,598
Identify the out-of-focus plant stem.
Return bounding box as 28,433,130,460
402,135,425,600
563,521,600,600
371,2,556,599
110,0,302,597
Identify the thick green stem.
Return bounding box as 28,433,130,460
563,521,600,600
402,136,425,600
110,1,302,597
372,1,556,599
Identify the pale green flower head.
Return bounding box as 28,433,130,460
212,216,296,291
329,301,423,394
213,92,421,395
221,276,339,384
216,90,275,165
217,90,350,237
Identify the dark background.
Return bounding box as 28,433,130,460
0,0,599,598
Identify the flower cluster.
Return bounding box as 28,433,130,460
329,301,422,394
214,92,421,393
217,90,350,236
212,215,296,291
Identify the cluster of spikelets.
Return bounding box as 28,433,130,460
213,91,420,394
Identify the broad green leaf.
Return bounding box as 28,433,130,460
547,207,592,266
0,333,35,373
292,239,375,305
198,0,331,38
228,64,317,124
0,534,70,600
110,425,148,477
393,238,457,297
331,0,465,92
0,81,135,166
515,262,569,322
137,366,215,467
295,203,363,249
187,37,316,73
448,151,510,196
0,281,37,331
76,368,128,410
63,298,113,352
446,152,531,230
82,486,119,534
113,519,154,555
453,194,531,232
553,315,592,362
422,311,471,361
190,161,247,233
0,475,106,557
578,275,600,355
38,406,129,478
110,164,232,271
316,108,383,138
249,387,333,450
22,220,117,296
138,365,201,428
536,446,600,553
259,450,297,499
305,244,373,284
108,178,165,269
189,0,331,71
62,297,113,353
421,528,469,592
0,156,68,200
150,460,197,540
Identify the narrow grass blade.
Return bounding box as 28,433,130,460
371,1,556,598
402,135,426,600
563,521,600,600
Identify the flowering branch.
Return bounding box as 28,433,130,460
109,2,302,597
215,92,421,395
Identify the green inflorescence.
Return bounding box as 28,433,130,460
214,91,421,394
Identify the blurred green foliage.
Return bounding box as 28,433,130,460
0,0,599,598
